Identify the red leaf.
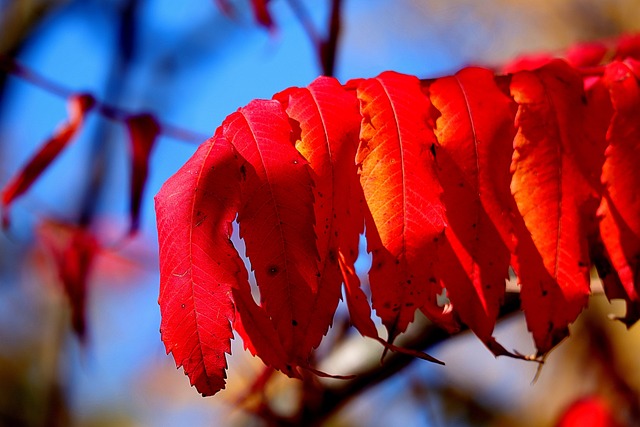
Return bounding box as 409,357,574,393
222,100,319,363
502,53,554,74
38,220,99,340
556,396,622,427
428,67,517,354
598,61,640,324
614,33,640,61
1,93,95,228
355,71,447,342
510,60,596,354
155,136,245,396
125,113,160,236
231,278,293,377
273,76,361,354
565,42,608,67
250,0,273,30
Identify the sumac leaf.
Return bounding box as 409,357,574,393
598,61,640,325
273,76,361,355
2,93,95,228
222,100,319,363
428,67,517,355
125,113,160,236
251,0,273,29
38,220,99,341
355,71,447,342
156,136,245,396
510,60,596,354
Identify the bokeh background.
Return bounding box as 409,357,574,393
2,1,640,426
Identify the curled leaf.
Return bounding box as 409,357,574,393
156,136,244,396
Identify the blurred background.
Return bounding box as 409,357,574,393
1,0,640,426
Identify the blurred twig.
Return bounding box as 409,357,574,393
0,55,208,143
260,291,523,426
284,0,343,76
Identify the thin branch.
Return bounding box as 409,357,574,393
320,0,342,77
0,55,208,144
285,0,322,48
262,292,524,426
285,0,343,76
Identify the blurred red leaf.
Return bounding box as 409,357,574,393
251,0,273,29
37,220,100,340
125,113,160,235
598,61,640,325
1,93,95,228
556,396,622,427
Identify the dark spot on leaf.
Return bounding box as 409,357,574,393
383,302,391,309
430,143,436,157
406,279,412,284
240,164,246,180
292,319,298,326
541,290,548,297
405,302,414,307
267,265,279,276
328,249,337,264
181,304,185,309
